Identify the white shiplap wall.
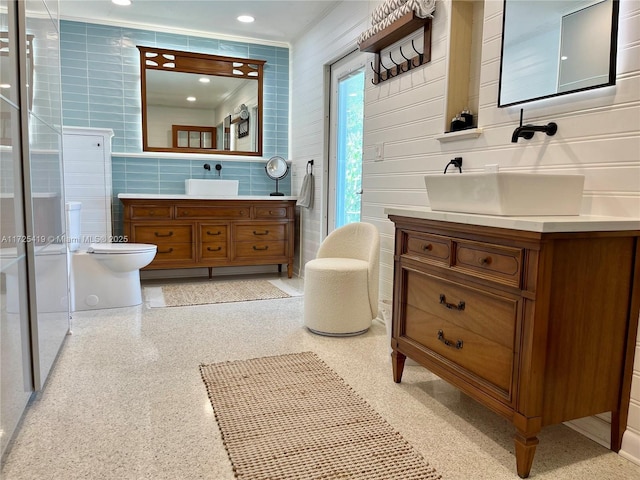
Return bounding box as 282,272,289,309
290,0,640,466
290,0,371,269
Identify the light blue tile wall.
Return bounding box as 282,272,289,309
59,20,291,233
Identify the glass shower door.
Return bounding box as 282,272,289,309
0,0,35,457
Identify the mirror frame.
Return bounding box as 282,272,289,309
138,46,265,156
497,0,619,107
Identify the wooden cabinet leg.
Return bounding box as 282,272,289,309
392,350,406,383
208,267,213,279
514,430,539,478
287,263,293,278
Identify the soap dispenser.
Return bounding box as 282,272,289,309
450,115,466,132
461,108,474,129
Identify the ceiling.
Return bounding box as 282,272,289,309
58,0,341,46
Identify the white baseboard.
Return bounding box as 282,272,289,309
564,415,611,449
565,415,640,467
620,429,640,467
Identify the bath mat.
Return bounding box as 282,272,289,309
144,279,294,307
199,352,441,480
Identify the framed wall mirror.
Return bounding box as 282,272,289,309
138,46,265,156
498,0,619,107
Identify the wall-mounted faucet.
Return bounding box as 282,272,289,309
443,157,463,174
203,163,211,171
512,109,558,143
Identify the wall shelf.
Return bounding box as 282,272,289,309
435,128,483,143
359,12,430,52
444,0,484,132
359,12,432,85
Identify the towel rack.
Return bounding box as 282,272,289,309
306,159,314,174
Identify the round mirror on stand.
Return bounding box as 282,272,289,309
265,156,289,196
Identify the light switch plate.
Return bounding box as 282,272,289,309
374,143,384,162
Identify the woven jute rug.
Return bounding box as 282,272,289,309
145,279,292,307
199,352,441,480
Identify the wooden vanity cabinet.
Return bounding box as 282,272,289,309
388,214,640,478
121,198,296,278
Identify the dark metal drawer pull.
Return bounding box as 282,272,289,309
158,247,174,254
206,230,222,236
154,231,173,237
253,230,269,235
207,246,222,252
253,245,269,251
439,294,465,311
422,243,433,251
438,330,463,349
478,256,492,266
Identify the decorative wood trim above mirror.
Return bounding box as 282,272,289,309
138,46,265,156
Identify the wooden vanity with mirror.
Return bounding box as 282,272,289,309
387,208,639,478
120,196,296,278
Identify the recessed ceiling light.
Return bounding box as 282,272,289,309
199,77,210,83
0,84,10,89
186,96,196,102
237,15,255,23
112,0,131,6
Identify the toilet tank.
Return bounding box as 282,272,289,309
65,202,81,252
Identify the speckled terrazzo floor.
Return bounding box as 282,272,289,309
2,275,639,480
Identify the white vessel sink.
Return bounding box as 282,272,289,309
424,172,585,216
185,179,239,196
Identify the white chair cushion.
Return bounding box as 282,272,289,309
304,258,371,336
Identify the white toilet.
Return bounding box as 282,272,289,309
66,202,157,311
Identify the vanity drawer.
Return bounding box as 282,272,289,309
404,232,451,266
453,240,523,288
254,206,288,219
153,243,194,261
176,206,250,219
235,241,286,258
403,270,518,396
200,242,228,259
200,224,228,242
200,224,229,260
133,225,193,243
235,224,286,242
130,205,172,220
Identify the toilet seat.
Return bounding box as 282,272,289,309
87,243,156,254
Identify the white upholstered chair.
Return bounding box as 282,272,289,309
303,222,380,336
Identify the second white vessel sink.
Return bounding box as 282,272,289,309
424,172,585,216
185,179,239,196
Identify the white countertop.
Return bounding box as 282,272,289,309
384,207,640,233
118,193,297,201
